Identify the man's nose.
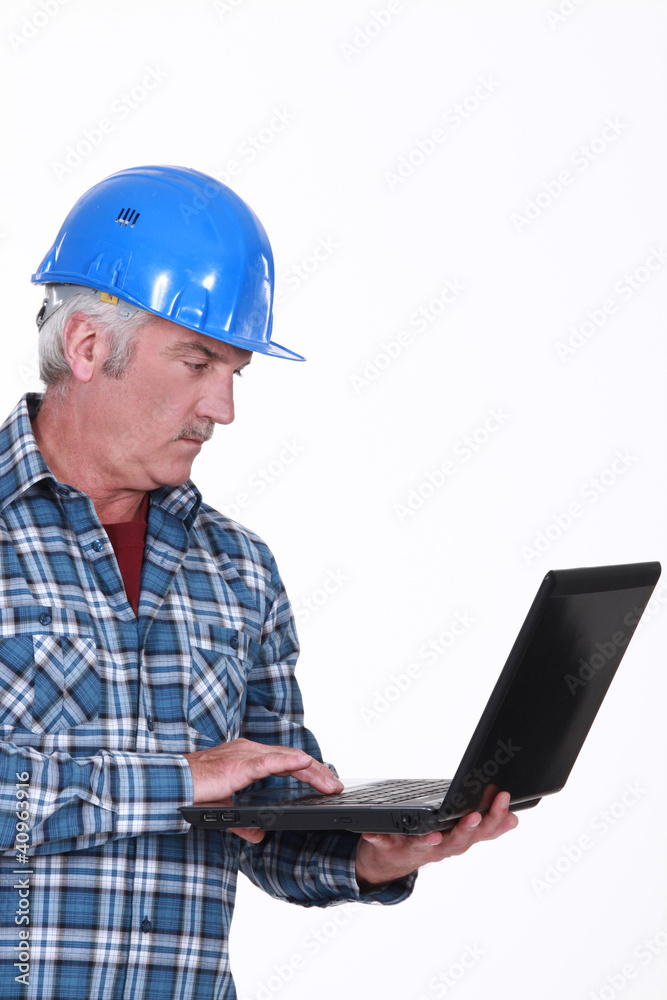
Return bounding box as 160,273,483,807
198,373,236,425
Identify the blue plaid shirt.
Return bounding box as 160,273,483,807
0,394,414,1000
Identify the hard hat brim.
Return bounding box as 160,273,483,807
32,277,306,362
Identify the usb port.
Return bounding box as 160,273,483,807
220,810,240,823
203,812,218,822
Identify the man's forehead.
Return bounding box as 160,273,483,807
157,322,253,365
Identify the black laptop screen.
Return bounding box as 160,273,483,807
441,569,659,818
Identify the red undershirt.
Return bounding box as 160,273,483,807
102,493,149,616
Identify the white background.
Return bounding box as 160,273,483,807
1,1,666,998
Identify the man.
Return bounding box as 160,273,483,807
0,165,516,999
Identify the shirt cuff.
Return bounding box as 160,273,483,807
316,832,418,905
105,750,194,839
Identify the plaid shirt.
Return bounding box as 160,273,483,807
0,394,414,1000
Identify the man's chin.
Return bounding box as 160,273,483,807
150,463,197,490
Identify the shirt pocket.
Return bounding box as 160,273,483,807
0,606,100,735
188,623,259,743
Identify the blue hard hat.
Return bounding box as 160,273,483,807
31,164,304,361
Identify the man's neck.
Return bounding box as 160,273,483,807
90,491,148,524
32,390,147,525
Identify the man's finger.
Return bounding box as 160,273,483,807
241,749,343,794
286,769,344,792
229,826,265,843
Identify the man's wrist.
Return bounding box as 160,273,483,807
355,863,419,901
355,838,419,889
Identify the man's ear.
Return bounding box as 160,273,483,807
62,313,104,384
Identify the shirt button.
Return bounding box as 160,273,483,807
39,612,51,626
230,633,239,650
141,918,152,933
91,539,104,552
147,717,154,732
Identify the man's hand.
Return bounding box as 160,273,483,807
355,791,518,889
183,738,343,843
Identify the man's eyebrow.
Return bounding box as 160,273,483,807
167,341,252,366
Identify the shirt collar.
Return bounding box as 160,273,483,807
0,393,203,527
150,482,202,531
0,393,54,512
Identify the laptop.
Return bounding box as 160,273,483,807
181,562,661,835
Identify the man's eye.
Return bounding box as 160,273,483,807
186,362,208,372
234,370,244,379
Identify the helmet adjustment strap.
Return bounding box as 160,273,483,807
35,284,141,329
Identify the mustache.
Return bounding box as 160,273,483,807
174,422,215,442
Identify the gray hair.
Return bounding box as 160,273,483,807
37,291,152,389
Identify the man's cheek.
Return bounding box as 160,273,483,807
145,395,183,437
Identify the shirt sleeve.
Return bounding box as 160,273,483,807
236,558,417,908
0,742,194,857
239,827,417,907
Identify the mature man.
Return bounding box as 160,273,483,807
0,166,516,999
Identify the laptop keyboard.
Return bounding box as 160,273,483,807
293,778,450,805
